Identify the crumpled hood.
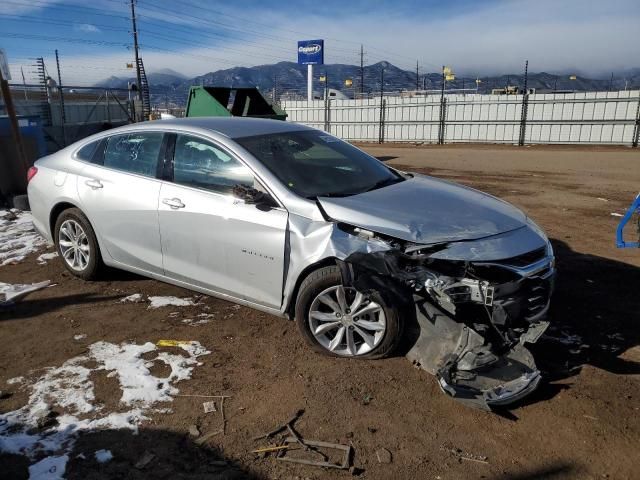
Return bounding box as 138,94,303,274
318,174,528,244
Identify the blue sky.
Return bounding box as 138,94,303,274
1,0,638,84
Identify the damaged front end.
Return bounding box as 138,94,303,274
340,224,555,411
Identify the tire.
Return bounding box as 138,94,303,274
54,208,102,280
295,265,402,359
11,194,30,211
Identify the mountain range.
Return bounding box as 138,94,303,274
94,62,640,107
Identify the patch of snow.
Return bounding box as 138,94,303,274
0,340,209,475
0,210,49,266
74,334,87,341
37,251,59,265
610,212,623,217
94,449,113,463
597,197,609,202
182,313,214,326
120,293,142,303
147,296,196,309
7,376,24,385
29,455,68,480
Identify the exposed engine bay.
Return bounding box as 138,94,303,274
336,224,555,410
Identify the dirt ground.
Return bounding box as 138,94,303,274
1,144,639,480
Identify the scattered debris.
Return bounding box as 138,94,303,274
253,409,353,470
362,393,374,406
597,198,609,202
73,334,87,341
542,330,583,346
252,445,290,454
375,447,392,464
203,400,217,413
440,443,488,464
610,212,623,217
156,339,195,348
584,415,599,421
147,296,197,309
253,409,306,441
0,209,48,266
94,449,113,463
277,437,353,470
0,280,51,305
37,251,59,265
120,293,143,303
195,429,224,446
134,451,156,469
188,424,201,437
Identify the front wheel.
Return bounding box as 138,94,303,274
295,266,401,359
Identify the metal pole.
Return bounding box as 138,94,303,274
360,44,364,96
609,72,614,91
0,68,30,177
632,94,640,148
307,64,313,102
55,49,67,146
20,67,28,100
379,68,385,143
518,60,529,146
130,0,143,118
438,66,446,144
416,60,419,91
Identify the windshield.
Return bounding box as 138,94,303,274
235,130,403,198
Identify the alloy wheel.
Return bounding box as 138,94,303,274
58,219,90,272
308,285,386,356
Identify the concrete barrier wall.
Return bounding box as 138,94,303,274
282,90,640,145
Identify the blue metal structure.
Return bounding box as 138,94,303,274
616,193,640,248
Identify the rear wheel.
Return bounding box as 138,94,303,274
295,266,401,359
54,208,101,280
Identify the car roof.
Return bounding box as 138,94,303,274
126,117,315,139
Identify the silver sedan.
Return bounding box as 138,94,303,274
27,117,555,409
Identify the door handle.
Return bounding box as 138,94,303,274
85,179,103,189
162,197,185,209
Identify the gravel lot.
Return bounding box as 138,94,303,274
1,144,639,480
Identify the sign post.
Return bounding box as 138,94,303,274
298,40,324,102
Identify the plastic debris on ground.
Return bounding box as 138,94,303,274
0,280,51,305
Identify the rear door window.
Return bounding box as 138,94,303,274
172,134,254,194
75,140,103,164
103,132,164,177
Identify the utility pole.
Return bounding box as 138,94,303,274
20,67,28,100
360,44,364,96
0,66,29,177
609,72,614,91
416,60,419,91
130,0,143,119
55,50,67,146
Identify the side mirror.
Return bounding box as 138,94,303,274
232,184,277,208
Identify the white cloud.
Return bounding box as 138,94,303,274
6,0,639,84
74,24,101,34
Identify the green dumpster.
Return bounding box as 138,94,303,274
185,86,287,120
